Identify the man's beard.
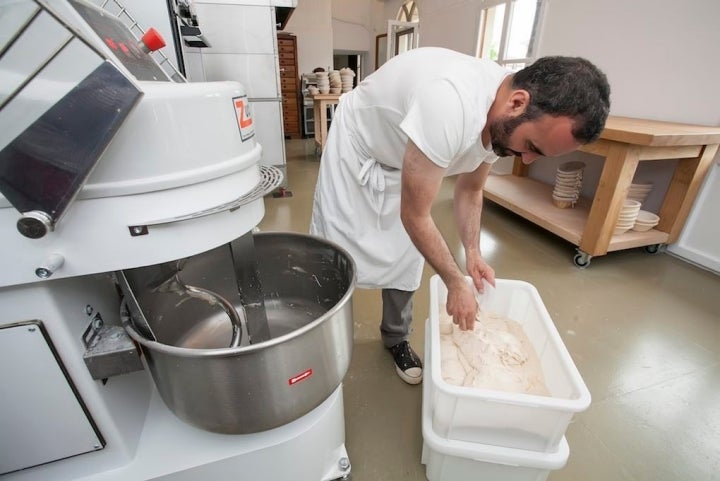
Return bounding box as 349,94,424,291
488,113,530,157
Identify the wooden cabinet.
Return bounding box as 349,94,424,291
277,33,301,139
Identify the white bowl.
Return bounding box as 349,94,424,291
636,210,660,223
553,189,577,196
631,223,656,232
558,160,586,173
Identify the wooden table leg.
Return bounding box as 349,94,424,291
313,100,321,151
512,156,529,176
580,142,640,256
659,143,719,242
318,100,329,152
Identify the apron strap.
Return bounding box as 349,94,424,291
358,158,388,229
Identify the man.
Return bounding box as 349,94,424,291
310,47,610,385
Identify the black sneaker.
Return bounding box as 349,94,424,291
388,341,423,385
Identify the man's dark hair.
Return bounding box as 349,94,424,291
512,56,611,143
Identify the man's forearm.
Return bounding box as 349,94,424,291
401,212,466,288
454,187,483,258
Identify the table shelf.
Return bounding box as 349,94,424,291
484,175,669,253
482,116,720,267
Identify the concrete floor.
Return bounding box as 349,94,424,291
260,139,720,481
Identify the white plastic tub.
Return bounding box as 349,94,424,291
422,332,570,481
428,275,590,452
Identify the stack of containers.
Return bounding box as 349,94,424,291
627,182,653,206
552,161,586,208
614,199,641,235
328,70,342,94
340,67,355,93
422,275,591,481
315,71,329,94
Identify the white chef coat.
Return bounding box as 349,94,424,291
310,47,511,291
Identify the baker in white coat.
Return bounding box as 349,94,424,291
310,48,610,384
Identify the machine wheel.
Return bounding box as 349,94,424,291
644,244,661,255
573,251,592,268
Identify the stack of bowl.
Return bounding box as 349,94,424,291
632,210,660,232
627,182,653,205
316,71,330,94
614,199,642,235
328,70,342,94
552,161,586,208
340,67,355,93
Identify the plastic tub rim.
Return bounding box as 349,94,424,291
428,275,591,412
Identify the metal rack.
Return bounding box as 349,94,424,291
94,0,185,82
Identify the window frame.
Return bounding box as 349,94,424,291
477,0,545,69
397,1,419,22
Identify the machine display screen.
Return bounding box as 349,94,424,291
0,61,142,222
68,0,170,82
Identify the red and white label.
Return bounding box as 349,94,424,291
233,96,255,141
288,368,313,386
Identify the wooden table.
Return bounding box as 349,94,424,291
312,93,341,154
484,116,720,267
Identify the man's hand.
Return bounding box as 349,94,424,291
445,253,494,331
466,250,495,293
445,278,478,331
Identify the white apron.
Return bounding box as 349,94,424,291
310,49,508,291
310,100,424,291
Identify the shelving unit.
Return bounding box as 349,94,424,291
484,116,720,267
278,33,301,139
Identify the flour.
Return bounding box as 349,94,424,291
439,308,549,396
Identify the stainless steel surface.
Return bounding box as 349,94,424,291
122,232,356,434
147,269,243,348
230,231,271,344
115,271,157,341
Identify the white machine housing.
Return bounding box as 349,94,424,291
178,0,299,186
0,1,350,480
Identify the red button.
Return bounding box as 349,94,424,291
141,28,166,52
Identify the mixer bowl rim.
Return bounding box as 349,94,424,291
123,231,357,358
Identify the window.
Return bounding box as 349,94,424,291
478,0,544,71
397,1,419,22
376,1,420,70
393,1,419,57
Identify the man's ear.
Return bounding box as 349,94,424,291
505,89,530,117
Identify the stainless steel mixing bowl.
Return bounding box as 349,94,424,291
122,232,355,434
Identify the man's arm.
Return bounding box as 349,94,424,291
400,140,478,329
454,163,496,291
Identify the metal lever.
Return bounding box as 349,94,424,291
229,232,272,344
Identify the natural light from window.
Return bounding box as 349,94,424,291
478,0,543,71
